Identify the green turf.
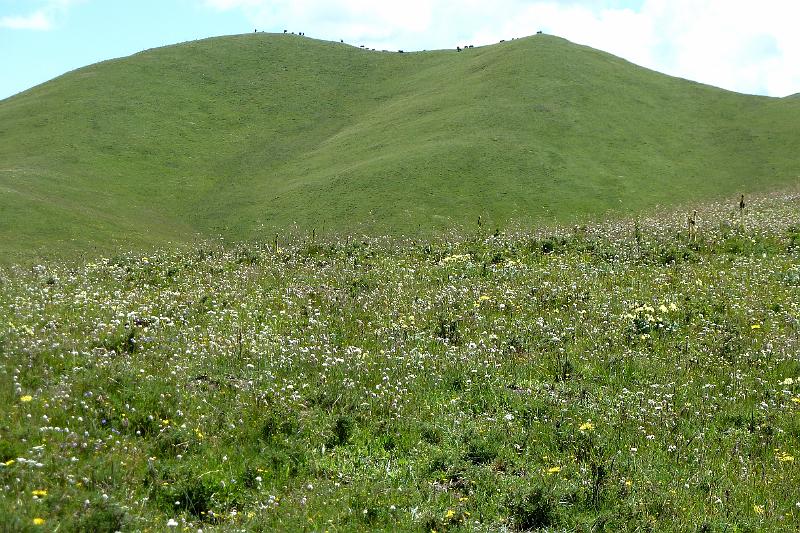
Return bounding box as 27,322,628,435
1,33,799,262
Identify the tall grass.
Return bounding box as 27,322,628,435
1,192,799,530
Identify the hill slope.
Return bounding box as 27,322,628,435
1,33,799,260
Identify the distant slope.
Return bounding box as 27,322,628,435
1,33,799,260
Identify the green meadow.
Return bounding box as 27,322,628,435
2,32,800,531
1,33,799,261
1,192,800,530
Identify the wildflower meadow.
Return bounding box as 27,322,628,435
1,192,799,531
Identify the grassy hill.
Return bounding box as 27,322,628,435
1,33,799,261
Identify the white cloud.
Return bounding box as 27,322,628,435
202,0,800,96
0,10,52,30
629,0,800,96
0,0,85,31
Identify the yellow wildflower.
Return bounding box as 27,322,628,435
751,324,761,330
20,395,33,402
579,422,595,432
777,452,795,463
32,490,47,497
442,254,470,263
445,509,456,519
754,504,765,515
545,466,561,474
33,518,46,526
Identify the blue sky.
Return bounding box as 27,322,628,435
2,0,799,100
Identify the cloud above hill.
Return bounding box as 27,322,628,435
0,10,52,30
0,0,84,31
203,0,800,97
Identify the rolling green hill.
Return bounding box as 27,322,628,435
1,33,799,261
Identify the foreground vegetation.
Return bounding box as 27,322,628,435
3,32,800,260
1,192,800,531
